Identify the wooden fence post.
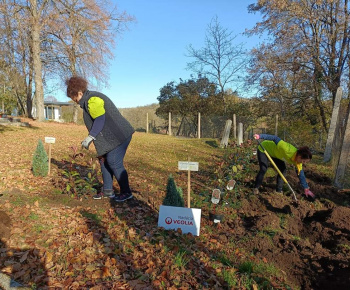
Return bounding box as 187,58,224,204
275,114,278,136
168,112,172,136
238,123,243,145
198,112,201,139
233,114,237,140
146,113,149,133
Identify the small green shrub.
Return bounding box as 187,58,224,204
163,175,184,207
32,139,49,177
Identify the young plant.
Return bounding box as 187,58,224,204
32,139,49,177
58,146,99,198
61,146,84,198
163,175,184,207
83,157,100,194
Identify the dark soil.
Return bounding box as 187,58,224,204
1,168,349,289
216,167,350,290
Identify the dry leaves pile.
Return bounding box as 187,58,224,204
0,194,244,289
1,120,247,289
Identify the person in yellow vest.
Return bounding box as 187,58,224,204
253,134,315,198
66,76,135,202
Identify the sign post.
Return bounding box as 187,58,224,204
44,137,56,175
187,157,191,208
178,160,199,208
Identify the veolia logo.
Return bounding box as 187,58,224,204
165,217,172,224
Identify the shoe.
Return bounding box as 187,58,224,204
92,192,115,200
114,192,133,202
274,190,283,195
253,188,259,194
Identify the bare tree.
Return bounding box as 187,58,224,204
0,0,134,122
43,0,134,123
247,0,350,132
0,0,31,117
186,16,247,109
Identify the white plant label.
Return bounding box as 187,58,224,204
45,137,56,144
178,161,199,171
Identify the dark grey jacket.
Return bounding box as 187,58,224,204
79,90,134,156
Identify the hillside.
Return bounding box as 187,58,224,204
0,120,349,289
119,103,164,132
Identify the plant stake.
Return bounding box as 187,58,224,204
178,159,199,208
45,137,56,175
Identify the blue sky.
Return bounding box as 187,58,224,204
55,1,264,108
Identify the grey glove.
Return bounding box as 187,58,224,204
81,135,96,149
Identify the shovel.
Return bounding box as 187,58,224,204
257,139,298,202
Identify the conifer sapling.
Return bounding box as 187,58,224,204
163,174,184,207
32,139,49,177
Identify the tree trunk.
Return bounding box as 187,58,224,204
177,117,185,136
324,87,343,162
15,92,26,116
30,0,45,121
334,102,350,188
26,74,33,119
313,68,328,132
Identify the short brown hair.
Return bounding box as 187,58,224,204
297,146,312,160
66,76,88,99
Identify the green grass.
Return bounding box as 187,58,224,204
222,268,239,287
80,211,102,224
238,260,283,288
29,212,39,220
0,123,317,289
263,226,280,237
293,235,301,241
278,213,288,229
11,197,25,206
174,251,190,268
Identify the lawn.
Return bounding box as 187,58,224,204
0,119,349,290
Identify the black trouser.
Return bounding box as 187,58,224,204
254,149,286,192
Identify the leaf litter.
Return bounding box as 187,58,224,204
0,120,349,289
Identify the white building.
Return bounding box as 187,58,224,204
32,101,74,121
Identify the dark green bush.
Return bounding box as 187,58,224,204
163,175,184,207
32,139,49,177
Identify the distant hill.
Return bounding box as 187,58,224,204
119,103,165,132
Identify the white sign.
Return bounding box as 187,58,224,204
45,137,56,144
158,205,201,236
178,161,199,171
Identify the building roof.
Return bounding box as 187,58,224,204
44,101,73,106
